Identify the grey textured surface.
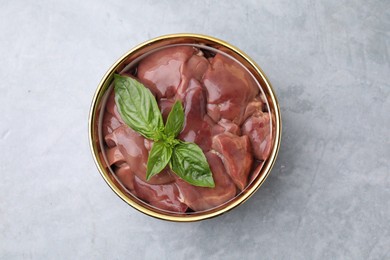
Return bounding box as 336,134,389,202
1,0,389,259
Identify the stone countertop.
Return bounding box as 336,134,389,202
1,1,389,259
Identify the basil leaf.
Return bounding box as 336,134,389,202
164,100,184,138
114,74,163,140
170,142,215,188
146,141,173,180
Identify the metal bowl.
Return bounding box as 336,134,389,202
88,33,281,222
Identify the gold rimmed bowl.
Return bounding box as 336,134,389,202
89,33,281,222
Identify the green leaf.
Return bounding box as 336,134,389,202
170,142,215,188
114,74,163,140
164,100,185,138
146,141,173,180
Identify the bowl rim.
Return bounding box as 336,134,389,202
88,33,282,222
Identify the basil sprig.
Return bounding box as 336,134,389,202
114,74,215,188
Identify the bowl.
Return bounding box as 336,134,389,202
89,33,281,222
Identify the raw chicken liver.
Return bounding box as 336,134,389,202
102,45,272,212
137,46,193,98
178,79,214,151
203,53,259,124
115,164,187,213
242,111,272,161
212,132,253,190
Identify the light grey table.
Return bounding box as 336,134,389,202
1,1,389,259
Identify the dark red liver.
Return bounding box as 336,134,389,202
102,46,272,212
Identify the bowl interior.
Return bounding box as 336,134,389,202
89,34,281,222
